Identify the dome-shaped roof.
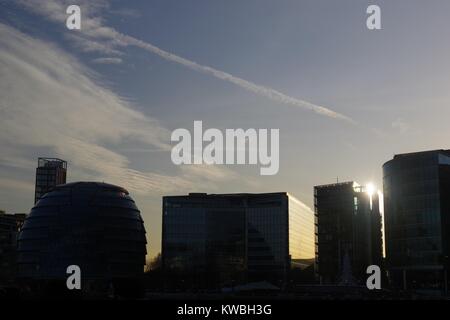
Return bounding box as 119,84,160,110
17,181,147,281
50,181,129,193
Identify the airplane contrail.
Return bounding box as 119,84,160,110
122,35,354,123
14,0,354,123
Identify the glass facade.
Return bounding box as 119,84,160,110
383,150,450,292
246,194,288,283
162,192,314,289
18,182,147,294
288,196,315,269
314,182,383,284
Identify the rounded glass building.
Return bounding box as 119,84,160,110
17,182,147,296
383,150,450,293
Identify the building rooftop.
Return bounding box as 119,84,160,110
37,157,67,169
392,149,450,159
314,181,356,189
50,181,129,195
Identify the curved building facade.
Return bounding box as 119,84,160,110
17,182,147,288
383,150,450,293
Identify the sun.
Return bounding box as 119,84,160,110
366,183,376,197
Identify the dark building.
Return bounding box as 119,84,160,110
314,182,383,284
162,192,315,289
18,182,147,296
383,149,450,294
0,211,26,284
34,157,67,204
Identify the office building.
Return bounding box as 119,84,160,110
0,211,26,283
18,182,147,296
162,192,315,289
383,149,450,293
314,182,383,284
34,157,67,204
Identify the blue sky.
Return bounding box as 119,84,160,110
1,0,450,258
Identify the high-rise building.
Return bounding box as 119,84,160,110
0,211,26,283
34,157,67,204
383,149,450,293
162,192,315,289
314,182,383,284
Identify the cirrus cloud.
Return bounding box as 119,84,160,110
0,23,239,196
16,0,354,123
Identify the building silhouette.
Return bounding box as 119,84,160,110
162,192,315,290
0,211,26,284
34,157,67,203
383,149,450,294
314,182,383,284
18,182,147,297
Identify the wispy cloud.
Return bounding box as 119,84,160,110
109,8,141,19
17,0,354,123
0,23,239,195
65,33,124,56
391,118,410,134
92,57,122,64
0,178,34,193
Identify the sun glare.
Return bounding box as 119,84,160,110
366,183,376,197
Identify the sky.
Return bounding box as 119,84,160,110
1,0,450,259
